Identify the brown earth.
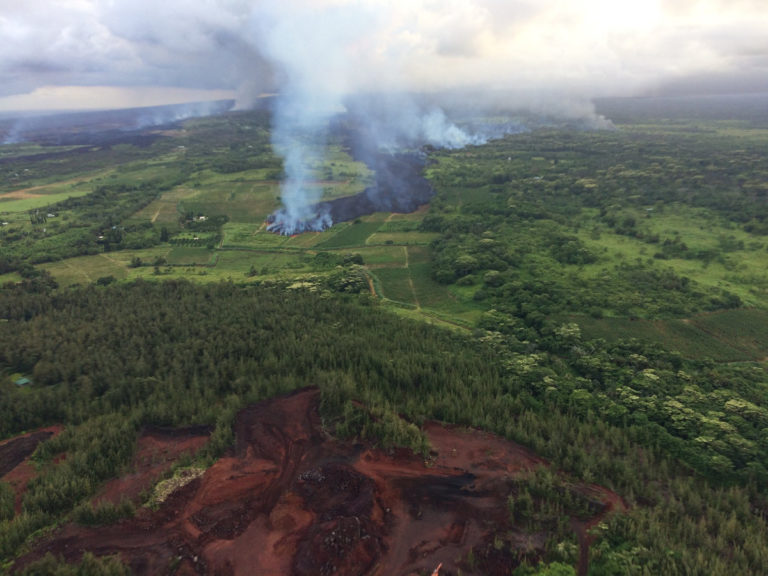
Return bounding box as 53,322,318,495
0,425,63,515
94,426,211,507
0,190,44,199
12,389,624,575
1,175,97,198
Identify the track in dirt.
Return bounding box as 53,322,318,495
12,389,624,575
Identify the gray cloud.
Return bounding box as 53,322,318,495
0,0,767,107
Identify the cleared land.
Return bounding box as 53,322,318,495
12,389,622,576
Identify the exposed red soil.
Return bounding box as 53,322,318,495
569,484,627,576
94,426,211,507
12,389,624,575
0,425,63,515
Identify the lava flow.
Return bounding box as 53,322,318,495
267,152,433,235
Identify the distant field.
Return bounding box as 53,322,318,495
409,261,472,315
14,106,768,347
0,184,96,212
130,186,199,224
573,309,768,362
41,253,132,286
215,249,311,277
354,245,407,267
373,267,416,306
366,231,438,245
0,272,23,285
221,222,288,249
179,182,279,223
316,221,382,248
166,247,216,266
575,203,768,309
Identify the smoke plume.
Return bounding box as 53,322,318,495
249,2,536,234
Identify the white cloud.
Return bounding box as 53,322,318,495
0,0,766,110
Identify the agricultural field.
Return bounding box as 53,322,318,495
2,103,768,354
572,308,768,362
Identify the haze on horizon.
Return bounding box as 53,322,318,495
0,0,766,114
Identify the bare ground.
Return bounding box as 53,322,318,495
0,426,63,515
11,389,624,575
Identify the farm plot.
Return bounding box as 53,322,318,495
317,221,382,249
574,308,768,362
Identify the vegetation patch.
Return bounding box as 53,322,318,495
316,221,382,248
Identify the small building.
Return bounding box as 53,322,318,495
14,377,32,387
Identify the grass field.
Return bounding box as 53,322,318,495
179,183,279,223
41,253,133,286
366,231,439,245
575,204,768,309
373,267,416,306
0,272,23,285
0,186,96,213
129,186,199,225
166,247,216,266
221,222,289,249
573,308,768,362
353,245,407,267
316,221,383,248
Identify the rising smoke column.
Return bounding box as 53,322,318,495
249,1,375,234
248,2,614,235
250,2,493,234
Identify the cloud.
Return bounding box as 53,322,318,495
0,86,236,112
0,0,766,112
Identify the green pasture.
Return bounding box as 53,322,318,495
41,253,130,286
40,248,173,286
166,247,216,266
372,267,416,306
283,230,335,249
221,222,289,249
316,221,382,248
0,190,93,213
299,144,373,200
214,249,311,277
408,261,471,314
574,308,768,362
179,181,279,223
366,231,438,245
352,245,407,267
0,143,78,159
575,206,768,309
0,272,23,285
129,186,200,224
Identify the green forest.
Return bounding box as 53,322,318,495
2,97,768,574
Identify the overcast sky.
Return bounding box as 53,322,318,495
1,0,767,112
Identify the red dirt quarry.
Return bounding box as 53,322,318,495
0,425,63,515
12,388,624,575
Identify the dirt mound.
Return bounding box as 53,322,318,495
13,389,624,575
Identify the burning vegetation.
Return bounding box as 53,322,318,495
267,150,434,235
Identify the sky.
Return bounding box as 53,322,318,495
0,0,767,112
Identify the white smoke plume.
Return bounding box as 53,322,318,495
250,0,374,233
6,0,763,229
248,1,521,233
